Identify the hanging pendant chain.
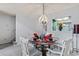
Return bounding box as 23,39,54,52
43,3,44,15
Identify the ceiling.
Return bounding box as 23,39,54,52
0,3,79,16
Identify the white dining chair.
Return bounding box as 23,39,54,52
47,39,72,56
20,37,29,56
63,39,72,56
19,37,42,56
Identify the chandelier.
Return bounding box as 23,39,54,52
39,3,48,32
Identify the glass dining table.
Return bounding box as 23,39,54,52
29,40,56,56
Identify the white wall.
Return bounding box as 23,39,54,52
16,13,42,43
0,11,15,44
47,5,79,32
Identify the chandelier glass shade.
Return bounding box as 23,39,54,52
39,15,48,25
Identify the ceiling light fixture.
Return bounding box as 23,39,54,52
39,3,48,32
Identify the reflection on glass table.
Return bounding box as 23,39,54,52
29,40,56,56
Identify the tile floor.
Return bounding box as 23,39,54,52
0,44,79,56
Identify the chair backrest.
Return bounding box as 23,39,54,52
20,37,29,56
63,39,72,56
